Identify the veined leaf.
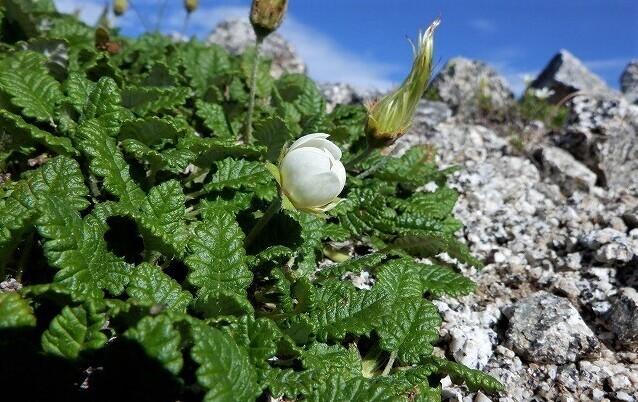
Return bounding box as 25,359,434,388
137,180,189,256
428,356,504,393
80,76,129,136
75,119,145,209
0,292,36,329
126,263,192,312
63,72,96,113
390,186,459,219
377,298,440,364
221,316,281,368
36,197,131,299
204,157,273,192
190,323,261,402
121,86,190,116
308,375,396,402
124,314,183,375
196,100,232,138
177,43,234,97
184,210,252,298
121,139,194,174
119,116,185,147
253,116,295,162
0,51,62,122
41,304,108,359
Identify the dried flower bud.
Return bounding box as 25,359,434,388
365,18,440,148
249,0,289,39
184,0,199,13
113,0,129,16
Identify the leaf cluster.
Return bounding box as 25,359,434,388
0,2,502,401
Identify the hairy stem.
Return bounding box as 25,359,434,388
244,197,282,248
356,145,401,179
381,351,397,376
244,36,264,144
345,144,373,170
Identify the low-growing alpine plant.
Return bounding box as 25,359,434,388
0,0,503,400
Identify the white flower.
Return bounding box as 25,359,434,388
279,133,346,212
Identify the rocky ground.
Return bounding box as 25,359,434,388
245,18,638,401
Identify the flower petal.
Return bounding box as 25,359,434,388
288,133,342,160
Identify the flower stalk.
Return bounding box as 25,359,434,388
244,37,263,144
244,197,282,248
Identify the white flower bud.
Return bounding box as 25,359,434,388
279,133,346,212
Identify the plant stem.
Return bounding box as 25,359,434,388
244,197,281,248
345,144,373,170
244,36,264,144
16,231,34,282
381,351,397,376
356,145,401,179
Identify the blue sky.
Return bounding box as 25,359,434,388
54,0,637,94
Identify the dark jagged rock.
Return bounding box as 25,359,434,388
620,60,638,105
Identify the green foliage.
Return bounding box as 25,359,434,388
0,3,501,401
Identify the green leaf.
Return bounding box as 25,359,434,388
0,292,36,329
0,109,76,155
194,290,254,318
80,77,130,136
36,197,131,299
119,116,185,146
190,322,261,402
253,116,295,161
137,180,189,256
391,232,483,268
184,210,252,298
276,74,326,119
127,263,192,312
316,254,387,280
63,72,96,113
308,281,385,342
428,356,504,393
121,86,190,116
221,316,281,368
204,157,273,192
0,51,62,122
76,119,145,209
124,314,183,375
41,304,108,359
308,375,396,402
377,298,440,364
333,188,396,238
391,186,459,219
121,139,194,174
177,43,234,97
196,100,233,138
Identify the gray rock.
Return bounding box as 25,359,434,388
412,100,452,128
530,50,617,104
206,19,306,78
431,57,514,120
317,82,382,112
505,291,600,364
603,287,638,351
539,146,598,196
583,228,636,264
620,60,638,105
558,95,638,191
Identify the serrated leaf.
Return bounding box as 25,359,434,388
377,298,440,364
204,157,273,192
76,119,145,209
184,210,252,298
124,314,183,374
308,375,396,402
79,77,129,136
36,197,131,299
194,290,254,318
121,86,190,116
333,188,396,238
253,116,295,161
121,138,194,174
392,233,483,268
181,136,265,166
196,100,232,138
119,116,184,147
429,356,504,393
137,180,189,256
127,263,192,312
276,74,326,119
41,304,108,359
0,292,36,329
391,186,459,219
316,254,386,280
308,281,385,342
177,43,234,97
222,316,281,368
0,109,76,155
190,323,261,402
303,343,362,380
63,72,96,113
0,51,62,122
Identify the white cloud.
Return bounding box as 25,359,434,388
469,18,496,34
53,0,108,25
